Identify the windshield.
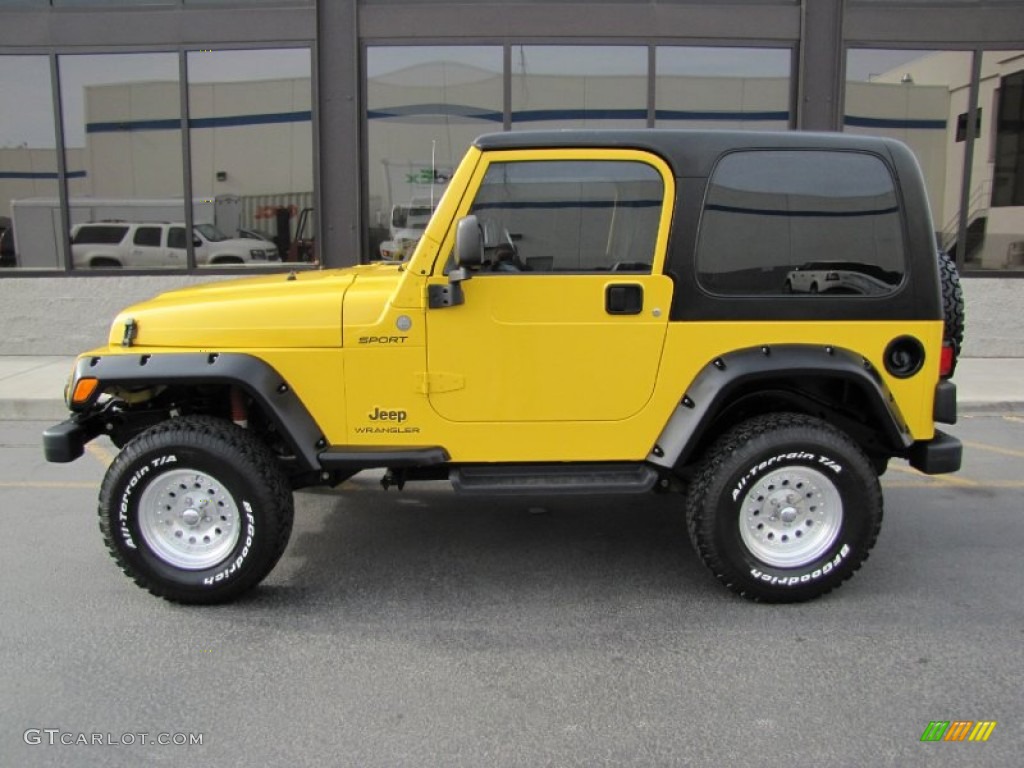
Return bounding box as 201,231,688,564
195,223,228,242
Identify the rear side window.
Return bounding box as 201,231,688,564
167,227,187,250
72,225,128,245
696,150,905,297
133,226,162,247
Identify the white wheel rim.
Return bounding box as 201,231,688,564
738,466,842,569
137,468,241,570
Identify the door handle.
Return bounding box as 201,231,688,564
605,283,643,315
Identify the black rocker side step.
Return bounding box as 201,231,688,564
450,463,658,496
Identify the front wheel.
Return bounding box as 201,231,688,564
685,413,882,602
98,416,294,604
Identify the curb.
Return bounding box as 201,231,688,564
0,400,71,422
958,401,1023,415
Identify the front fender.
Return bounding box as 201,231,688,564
58,352,325,471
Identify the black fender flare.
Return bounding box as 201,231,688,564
647,345,912,470
69,352,324,471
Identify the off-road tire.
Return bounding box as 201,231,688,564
938,249,965,371
685,413,882,603
98,415,293,604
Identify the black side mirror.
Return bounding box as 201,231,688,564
455,215,483,267
429,216,481,309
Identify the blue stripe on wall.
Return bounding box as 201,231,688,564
85,110,312,134
87,118,179,133
367,104,790,123
513,108,650,122
368,104,503,122
655,109,789,122
191,111,312,129
79,106,948,134
844,115,947,130
371,105,945,131
0,170,87,180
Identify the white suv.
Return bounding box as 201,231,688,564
70,222,279,269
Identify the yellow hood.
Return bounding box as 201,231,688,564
107,266,402,349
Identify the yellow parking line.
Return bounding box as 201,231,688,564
0,481,97,489
884,479,1024,489
888,464,979,487
962,440,1024,461
87,442,116,468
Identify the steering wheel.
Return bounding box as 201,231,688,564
490,229,528,272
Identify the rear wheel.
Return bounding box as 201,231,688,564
685,413,882,602
98,415,293,604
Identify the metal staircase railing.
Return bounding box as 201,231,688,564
940,179,991,254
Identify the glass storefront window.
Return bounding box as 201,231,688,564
973,50,1024,271
187,48,313,267
655,46,791,130
511,46,648,131
59,52,184,270
844,49,973,264
366,46,502,262
0,55,59,271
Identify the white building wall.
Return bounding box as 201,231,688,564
844,81,950,227
188,77,313,199
84,81,183,199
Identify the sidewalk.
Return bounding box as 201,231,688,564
1,355,1021,422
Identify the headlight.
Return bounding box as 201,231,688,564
249,249,267,260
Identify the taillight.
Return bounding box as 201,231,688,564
939,342,955,378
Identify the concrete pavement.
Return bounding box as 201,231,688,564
0,354,1021,422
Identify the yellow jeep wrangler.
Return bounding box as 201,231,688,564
44,130,964,604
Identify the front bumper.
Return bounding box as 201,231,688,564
43,417,93,463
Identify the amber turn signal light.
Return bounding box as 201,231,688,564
71,377,99,404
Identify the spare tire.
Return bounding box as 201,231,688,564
938,250,965,373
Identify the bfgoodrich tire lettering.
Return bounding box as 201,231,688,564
685,413,882,602
98,415,293,604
